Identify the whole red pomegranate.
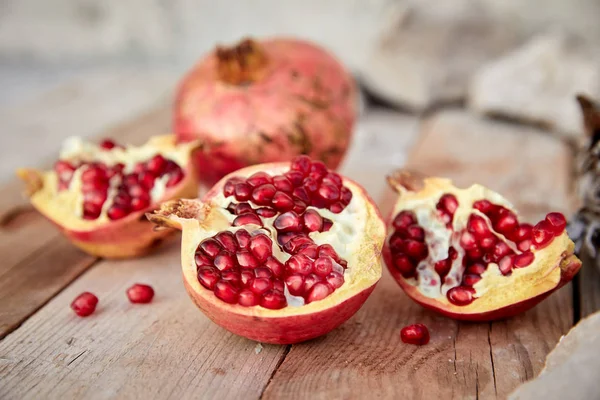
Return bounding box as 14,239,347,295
174,37,356,186
149,156,384,344
18,136,199,258
383,171,582,321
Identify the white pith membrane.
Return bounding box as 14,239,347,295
22,135,196,231
164,163,384,316
388,177,577,313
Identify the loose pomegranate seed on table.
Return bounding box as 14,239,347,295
400,323,430,345
70,292,99,317
126,284,155,304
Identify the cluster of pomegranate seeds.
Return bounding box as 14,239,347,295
400,323,430,345
70,292,99,317
53,139,185,221
126,284,155,304
196,156,352,309
388,193,568,307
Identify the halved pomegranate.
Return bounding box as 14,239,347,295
17,135,199,258
382,171,582,321
148,156,385,344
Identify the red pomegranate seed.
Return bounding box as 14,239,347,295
532,220,554,248
290,155,312,175
240,269,254,287
278,231,299,247
223,178,242,197
400,323,430,345
466,247,483,261
235,229,251,249
406,225,425,241
252,184,277,205
238,289,258,306
322,218,333,232
329,202,345,214
286,254,313,275
317,244,340,262
139,172,155,190
197,266,220,289
214,231,237,252
498,255,514,275
260,290,287,309
166,168,184,187
473,199,495,215
323,172,343,187
494,211,518,235
437,193,459,215
273,211,302,232
309,161,328,179
545,212,567,235
326,271,344,289
394,254,416,277
81,165,107,183
247,171,272,187
249,233,272,262
466,263,486,275
303,274,320,293
479,234,496,251
293,200,308,214
340,186,352,205
513,251,534,268
393,211,417,230
467,214,489,237
236,250,260,268
307,282,332,303
126,283,154,304
285,236,312,256
292,187,311,203
107,205,129,220
517,239,532,252
463,274,482,286
84,189,108,206
285,274,305,296
214,280,239,304
233,213,263,227
54,160,76,181
404,240,428,260
264,256,284,277
446,286,475,306
297,244,318,259
198,238,222,258
434,259,451,278
317,183,340,202
303,177,320,193
513,223,533,241
460,231,478,250
303,209,323,232
256,207,277,218
273,175,293,192
233,202,253,215
195,252,212,268
128,184,148,198
234,182,252,201
493,241,512,259
314,256,333,277
70,292,98,317
214,250,237,270
83,202,102,220
146,154,167,175
389,232,404,252
250,278,272,295
221,270,241,286
131,195,151,211
284,170,304,186
272,191,294,211
99,139,118,150
254,267,273,279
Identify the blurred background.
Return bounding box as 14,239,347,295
1,0,600,195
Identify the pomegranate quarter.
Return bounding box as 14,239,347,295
148,156,385,344
18,135,199,258
383,171,582,321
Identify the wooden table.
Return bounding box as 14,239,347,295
0,80,599,399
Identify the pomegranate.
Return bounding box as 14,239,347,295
17,135,199,258
383,171,582,321
400,323,430,345
174,37,356,186
71,292,98,317
126,284,155,304
148,156,384,344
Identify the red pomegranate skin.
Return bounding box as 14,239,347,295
174,38,356,186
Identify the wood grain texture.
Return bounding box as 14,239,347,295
0,99,171,338
0,239,287,400
577,254,600,318
263,110,574,399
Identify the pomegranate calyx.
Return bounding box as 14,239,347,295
386,169,427,194
147,199,210,231
216,38,268,85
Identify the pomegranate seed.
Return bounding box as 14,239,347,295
83,202,102,220
434,259,451,278
236,250,260,268
307,282,332,303
264,256,285,277
54,160,76,181
235,230,251,249
309,161,328,179
303,274,320,293
323,172,343,187
494,211,518,235
389,232,405,252
329,202,345,214
394,254,416,277
233,213,263,227
273,211,302,232
146,154,167,175
238,289,258,306
99,139,118,150
198,266,220,289
252,184,277,205
406,225,425,241
221,270,241,286
290,155,311,175
256,207,277,218
517,239,532,252
493,241,512,259
473,199,495,215
195,252,212,268
107,205,129,220
340,186,352,205
513,251,535,268
460,231,478,250
303,177,320,193
273,175,293,192
303,209,323,232
292,187,311,203
292,200,308,214
272,191,294,211
113,192,131,207
545,212,567,235
260,290,287,309
466,247,483,261
322,219,333,232
467,214,489,237
166,168,184,187
284,170,304,186
446,286,475,306
249,233,272,262
128,184,148,198
214,231,237,252
498,255,513,275
286,254,313,275
404,240,428,260
314,256,333,276
70,292,98,317
532,220,554,248
297,244,318,259
240,269,254,287
317,244,340,262
326,271,344,289
84,190,108,206
479,234,496,251
400,323,430,345
250,278,272,295
234,182,252,201
466,263,486,275
131,195,151,211
317,183,340,202
437,193,459,215
285,274,305,295
235,202,254,215
81,166,107,183
247,171,272,187
513,223,533,242
463,274,482,286
139,172,155,190
254,267,273,279
223,178,242,197
198,238,222,258
393,211,417,230
126,284,154,304
214,250,237,270
214,280,239,304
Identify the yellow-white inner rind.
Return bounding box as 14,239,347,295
27,135,196,231
178,165,385,317
390,177,574,313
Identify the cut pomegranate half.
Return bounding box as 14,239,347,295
148,156,385,344
383,171,582,321
18,135,199,258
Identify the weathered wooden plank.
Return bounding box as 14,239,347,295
263,111,574,399
0,239,287,400
577,254,600,318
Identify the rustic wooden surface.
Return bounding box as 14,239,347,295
0,80,596,399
